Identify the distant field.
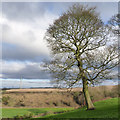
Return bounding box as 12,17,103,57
3,85,115,93
4,87,83,93
41,97,119,119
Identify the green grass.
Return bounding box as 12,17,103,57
2,107,74,118
2,98,119,119
41,98,119,119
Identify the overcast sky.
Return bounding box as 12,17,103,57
1,2,118,80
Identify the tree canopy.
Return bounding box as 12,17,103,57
43,4,119,110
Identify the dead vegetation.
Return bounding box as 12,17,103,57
2,85,119,108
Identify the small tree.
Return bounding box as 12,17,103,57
43,4,119,110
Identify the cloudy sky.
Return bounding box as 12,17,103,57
0,2,118,87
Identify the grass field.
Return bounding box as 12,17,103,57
41,97,119,119
2,107,74,118
2,98,119,119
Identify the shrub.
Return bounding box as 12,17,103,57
43,111,54,116
72,91,84,106
15,100,25,107
53,102,58,106
2,90,6,94
23,113,33,118
110,85,119,98
61,101,71,106
14,113,33,119
2,96,10,105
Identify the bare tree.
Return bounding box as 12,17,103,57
108,13,120,79
108,14,120,35
43,4,119,110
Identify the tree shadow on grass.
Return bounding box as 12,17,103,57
27,109,46,115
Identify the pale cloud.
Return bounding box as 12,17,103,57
2,61,25,73
2,12,58,61
2,61,50,79
0,74,3,78
2,2,46,22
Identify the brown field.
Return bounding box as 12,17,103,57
2,85,119,108
5,87,83,93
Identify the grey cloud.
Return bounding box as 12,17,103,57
2,63,50,79
2,2,46,22
2,23,49,62
2,24,11,32
2,2,117,23
2,43,49,62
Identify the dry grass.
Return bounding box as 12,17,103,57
2,91,79,108
2,85,118,108
5,87,83,93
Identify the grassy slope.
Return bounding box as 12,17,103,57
2,98,119,119
42,98,119,118
2,107,74,118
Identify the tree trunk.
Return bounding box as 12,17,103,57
83,79,95,110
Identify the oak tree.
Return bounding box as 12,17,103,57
44,4,119,110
